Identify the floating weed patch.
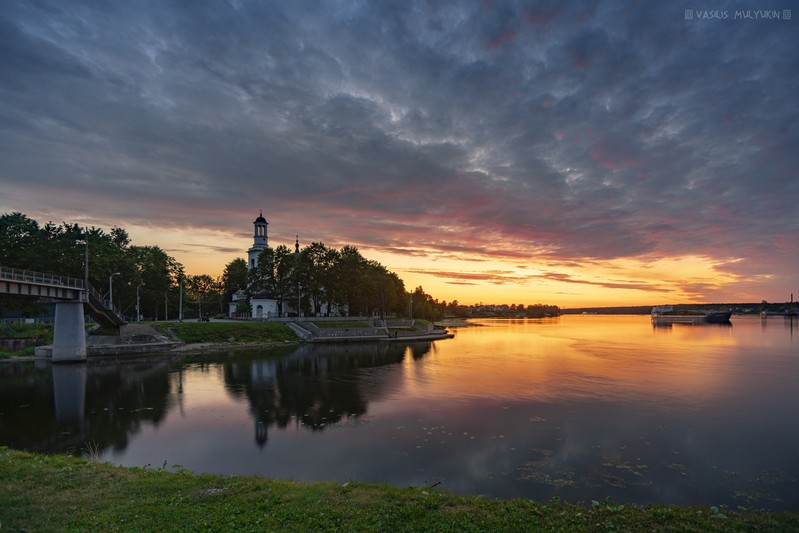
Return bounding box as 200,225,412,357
600,452,649,480
517,449,576,487
756,468,796,486
663,462,690,476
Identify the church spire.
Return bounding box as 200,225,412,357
248,211,269,270
295,235,300,256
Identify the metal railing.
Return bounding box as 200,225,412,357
0,265,124,324
0,266,85,289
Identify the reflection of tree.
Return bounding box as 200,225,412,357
82,359,175,453
222,341,433,448
0,341,435,455
0,358,176,455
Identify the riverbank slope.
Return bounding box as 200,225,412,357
1,449,796,532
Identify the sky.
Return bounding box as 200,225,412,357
1,1,797,308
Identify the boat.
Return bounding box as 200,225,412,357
651,306,732,325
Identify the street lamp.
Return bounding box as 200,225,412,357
75,235,89,294
136,285,141,322
109,272,120,308
179,275,184,322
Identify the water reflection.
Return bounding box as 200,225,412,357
52,364,86,426
0,356,176,454
1,316,797,511
220,342,433,447
0,341,433,456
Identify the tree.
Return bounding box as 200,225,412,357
0,212,42,268
410,286,443,321
128,246,183,320
332,245,367,316
185,274,216,319
249,245,294,316
294,242,329,316
221,258,248,301
0,213,46,316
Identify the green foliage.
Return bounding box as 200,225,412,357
0,212,186,320
1,448,797,532
184,274,218,318
0,321,53,339
248,243,408,319
1,212,561,323
0,322,54,357
221,258,248,298
154,322,296,344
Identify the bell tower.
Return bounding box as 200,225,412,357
248,211,269,270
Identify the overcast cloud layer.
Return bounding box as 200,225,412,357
1,1,797,303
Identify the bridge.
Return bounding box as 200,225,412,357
0,266,126,362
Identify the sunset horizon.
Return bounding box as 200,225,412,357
2,2,796,309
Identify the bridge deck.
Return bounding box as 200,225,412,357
0,266,125,327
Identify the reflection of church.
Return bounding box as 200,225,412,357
222,341,432,448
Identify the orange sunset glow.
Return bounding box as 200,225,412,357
1,2,796,308
392,316,736,405
114,220,771,308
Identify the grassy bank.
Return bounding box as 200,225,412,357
0,322,53,358
1,449,796,532
153,321,297,344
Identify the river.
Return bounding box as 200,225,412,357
1,315,797,510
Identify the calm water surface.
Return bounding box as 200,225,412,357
2,315,798,510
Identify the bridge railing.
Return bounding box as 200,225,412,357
85,282,125,322
0,266,124,323
0,266,84,289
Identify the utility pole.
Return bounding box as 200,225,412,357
136,285,141,322
179,276,184,322
83,237,89,291
109,272,120,308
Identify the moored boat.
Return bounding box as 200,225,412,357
651,305,732,325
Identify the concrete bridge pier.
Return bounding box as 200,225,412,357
52,301,87,363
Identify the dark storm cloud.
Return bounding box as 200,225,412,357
1,0,796,295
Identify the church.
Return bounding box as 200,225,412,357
228,212,343,319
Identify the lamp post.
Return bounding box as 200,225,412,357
108,272,120,308
75,235,89,295
136,285,141,322
179,275,184,322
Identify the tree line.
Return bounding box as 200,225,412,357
0,213,435,321
241,242,408,318
1,212,559,322
1,212,185,320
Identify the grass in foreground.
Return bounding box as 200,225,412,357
1,449,796,532
153,321,297,344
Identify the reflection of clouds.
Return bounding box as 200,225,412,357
3,316,798,508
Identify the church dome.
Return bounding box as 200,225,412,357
254,211,267,224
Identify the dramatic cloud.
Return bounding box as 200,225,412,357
1,1,796,305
